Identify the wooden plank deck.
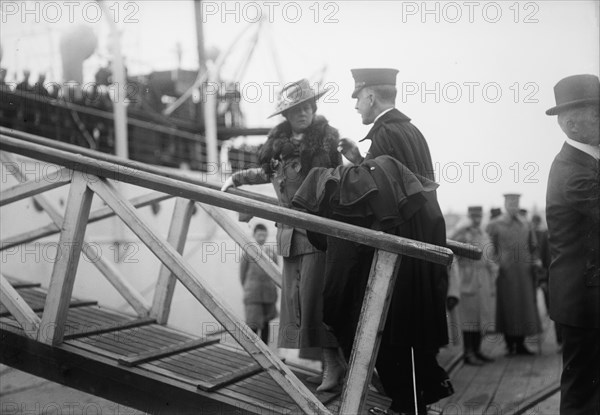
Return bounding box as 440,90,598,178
0,277,392,414
431,313,562,414
0,278,561,414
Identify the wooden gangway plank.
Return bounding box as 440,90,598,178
117,337,220,367
0,286,97,317
1,130,485,414
0,277,393,413
1,275,41,289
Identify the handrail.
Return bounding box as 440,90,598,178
0,127,481,260
0,133,453,266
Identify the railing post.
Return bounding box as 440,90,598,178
151,197,195,324
39,172,93,345
339,250,403,415
0,151,150,316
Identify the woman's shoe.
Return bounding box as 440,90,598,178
515,344,534,355
305,374,322,384
464,354,484,366
316,348,346,392
474,351,495,363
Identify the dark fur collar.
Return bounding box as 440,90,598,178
259,115,341,176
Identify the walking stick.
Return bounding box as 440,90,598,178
411,347,419,414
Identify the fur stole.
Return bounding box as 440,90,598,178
258,115,342,177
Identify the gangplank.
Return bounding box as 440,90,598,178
0,127,481,414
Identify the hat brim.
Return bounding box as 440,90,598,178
545,98,600,115
268,88,329,119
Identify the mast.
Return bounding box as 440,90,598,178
195,0,218,168
194,1,207,72
99,1,128,160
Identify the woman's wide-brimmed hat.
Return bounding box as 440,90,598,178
268,79,329,118
546,74,600,116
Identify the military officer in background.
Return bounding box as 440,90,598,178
450,206,497,366
486,194,541,356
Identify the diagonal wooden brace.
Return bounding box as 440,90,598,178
87,177,332,415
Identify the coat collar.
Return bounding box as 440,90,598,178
559,142,599,170
498,212,525,225
359,108,412,142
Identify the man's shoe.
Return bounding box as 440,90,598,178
515,345,534,356
506,345,516,356
474,351,495,363
464,355,484,366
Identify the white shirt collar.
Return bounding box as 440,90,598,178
565,138,600,160
374,107,394,124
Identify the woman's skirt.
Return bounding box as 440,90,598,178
278,251,338,350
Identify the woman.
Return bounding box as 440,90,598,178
222,79,345,391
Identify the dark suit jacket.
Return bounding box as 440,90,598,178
546,143,600,329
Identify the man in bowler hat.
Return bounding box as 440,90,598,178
546,74,600,414
333,68,452,414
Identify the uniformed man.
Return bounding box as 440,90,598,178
450,206,497,366
335,68,452,415
486,193,541,355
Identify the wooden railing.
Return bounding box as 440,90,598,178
0,129,480,415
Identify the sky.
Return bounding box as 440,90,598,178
1,0,599,216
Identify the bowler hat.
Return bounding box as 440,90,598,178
546,74,600,115
351,68,399,98
268,79,329,118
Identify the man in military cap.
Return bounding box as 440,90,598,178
339,68,435,180
545,74,599,415
331,68,451,414
486,194,541,356
490,208,502,220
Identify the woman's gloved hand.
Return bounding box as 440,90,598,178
221,177,235,192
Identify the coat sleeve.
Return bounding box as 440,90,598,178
232,168,270,186
565,169,600,226
485,222,500,263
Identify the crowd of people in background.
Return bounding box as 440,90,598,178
0,66,208,168
0,66,118,152
448,196,560,368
